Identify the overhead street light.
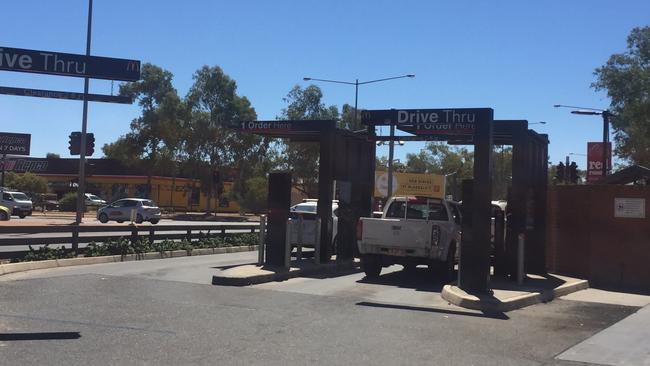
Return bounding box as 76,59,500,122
303,74,415,199
554,104,612,179
530,121,547,125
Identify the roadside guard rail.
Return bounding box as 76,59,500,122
0,223,260,259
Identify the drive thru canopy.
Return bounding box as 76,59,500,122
239,110,548,293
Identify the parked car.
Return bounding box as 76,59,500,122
356,196,462,280
32,193,60,211
289,199,339,251
0,204,10,221
0,190,33,218
85,193,107,207
96,198,161,224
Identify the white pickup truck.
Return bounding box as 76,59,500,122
356,196,462,279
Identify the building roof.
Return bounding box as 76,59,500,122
598,165,650,185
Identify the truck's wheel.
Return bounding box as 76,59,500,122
362,255,382,279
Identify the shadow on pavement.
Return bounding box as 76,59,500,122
210,262,259,271
356,301,509,320
357,267,452,293
0,332,81,341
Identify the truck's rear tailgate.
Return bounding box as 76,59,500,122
360,217,433,254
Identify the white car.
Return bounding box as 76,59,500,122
85,193,107,206
0,190,33,219
289,199,339,250
97,198,161,224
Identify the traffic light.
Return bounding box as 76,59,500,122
86,133,95,156
68,132,94,156
69,132,81,155
555,162,565,183
569,162,578,184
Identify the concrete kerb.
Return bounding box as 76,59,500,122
0,245,258,277
441,277,589,312
212,260,358,286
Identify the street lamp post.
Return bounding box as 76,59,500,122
303,74,415,199
554,104,611,179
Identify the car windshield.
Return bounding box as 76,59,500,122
12,193,30,201
291,204,317,213
142,200,156,207
88,195,101,200
386,199,448,220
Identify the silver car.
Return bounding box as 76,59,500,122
97,198,161,224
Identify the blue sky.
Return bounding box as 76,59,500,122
1,0,648,170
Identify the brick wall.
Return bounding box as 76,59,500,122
547,185,650,290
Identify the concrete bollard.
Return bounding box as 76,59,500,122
284,219,292,269
297,215,303,261
258,215,266,265
517,233,525,285
314,218,321,265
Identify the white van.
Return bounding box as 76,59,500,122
0,190,33,218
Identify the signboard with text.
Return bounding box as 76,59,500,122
0,132,31,156
0,46,141,81
374,171,445,199
0,86,133,104
238,120,332,135
614,198,645,218
587,142,612,183
361,108,493,136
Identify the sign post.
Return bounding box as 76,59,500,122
75,0,94,225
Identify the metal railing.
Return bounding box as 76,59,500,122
0,223,260,259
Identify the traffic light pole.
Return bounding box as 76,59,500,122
75,0,93,225
602,111,610,179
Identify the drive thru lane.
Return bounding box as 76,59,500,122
0,251,641,366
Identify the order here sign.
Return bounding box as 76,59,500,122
374,171,445,199
0,132,31,156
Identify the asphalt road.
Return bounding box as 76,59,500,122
0,218,258,253
0,251,642,365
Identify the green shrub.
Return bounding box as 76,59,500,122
58,192,79,212
85,242,109,257
12,244,74,262
14,233,259,262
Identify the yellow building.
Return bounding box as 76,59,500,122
44,174,240,213
4,156,240,212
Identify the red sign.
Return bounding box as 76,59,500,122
587,142,612,183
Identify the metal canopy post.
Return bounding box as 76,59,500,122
459,110,494,292
318,126,335,263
